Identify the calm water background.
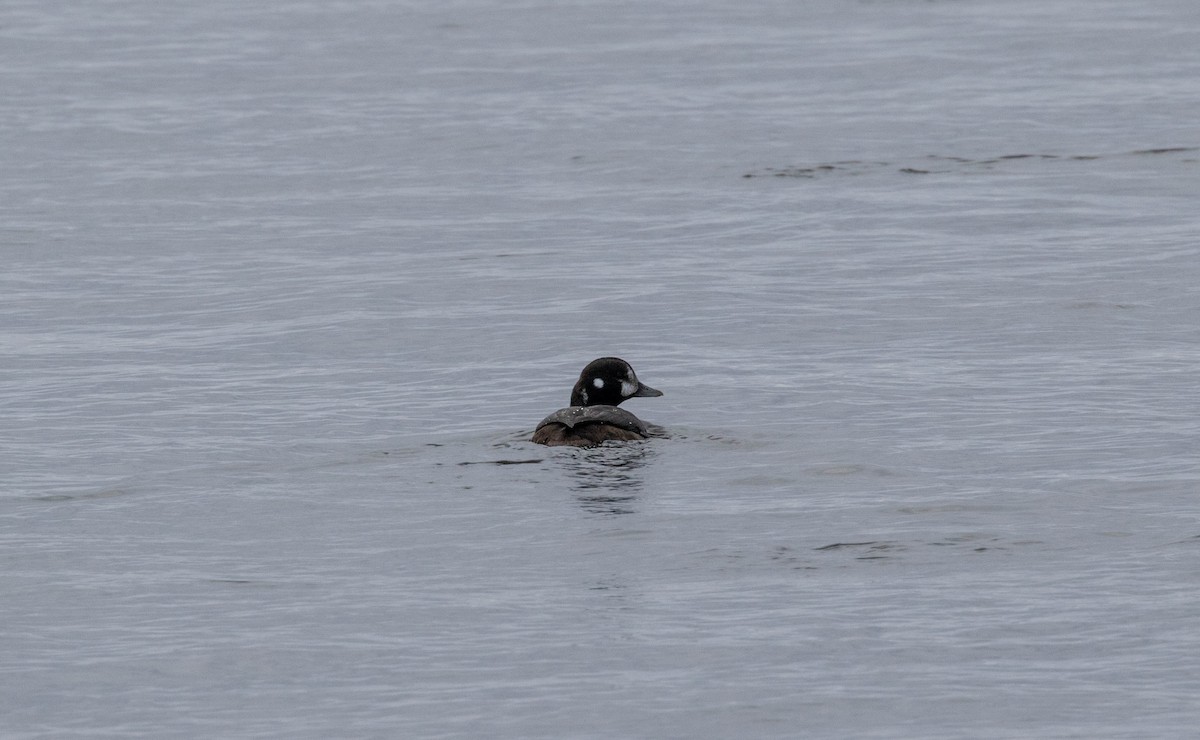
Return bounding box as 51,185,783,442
3,0,1199,737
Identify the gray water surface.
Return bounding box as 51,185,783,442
3,0,1200,737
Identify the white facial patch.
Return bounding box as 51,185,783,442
592,378,605,389
621,380,638,397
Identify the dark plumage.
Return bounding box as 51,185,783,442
531,357,663,447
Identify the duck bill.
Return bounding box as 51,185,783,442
632,382,663,398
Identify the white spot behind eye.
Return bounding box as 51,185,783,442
593,378,605,389
621,380,637,397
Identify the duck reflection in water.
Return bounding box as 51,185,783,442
563,444,652,515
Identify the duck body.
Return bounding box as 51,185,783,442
531,357,663,447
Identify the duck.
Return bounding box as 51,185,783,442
531,357,664,447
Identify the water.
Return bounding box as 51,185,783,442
3,0,1199,737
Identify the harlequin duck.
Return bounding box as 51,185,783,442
531,357,664,447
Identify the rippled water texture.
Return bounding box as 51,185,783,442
3,0,1199,737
